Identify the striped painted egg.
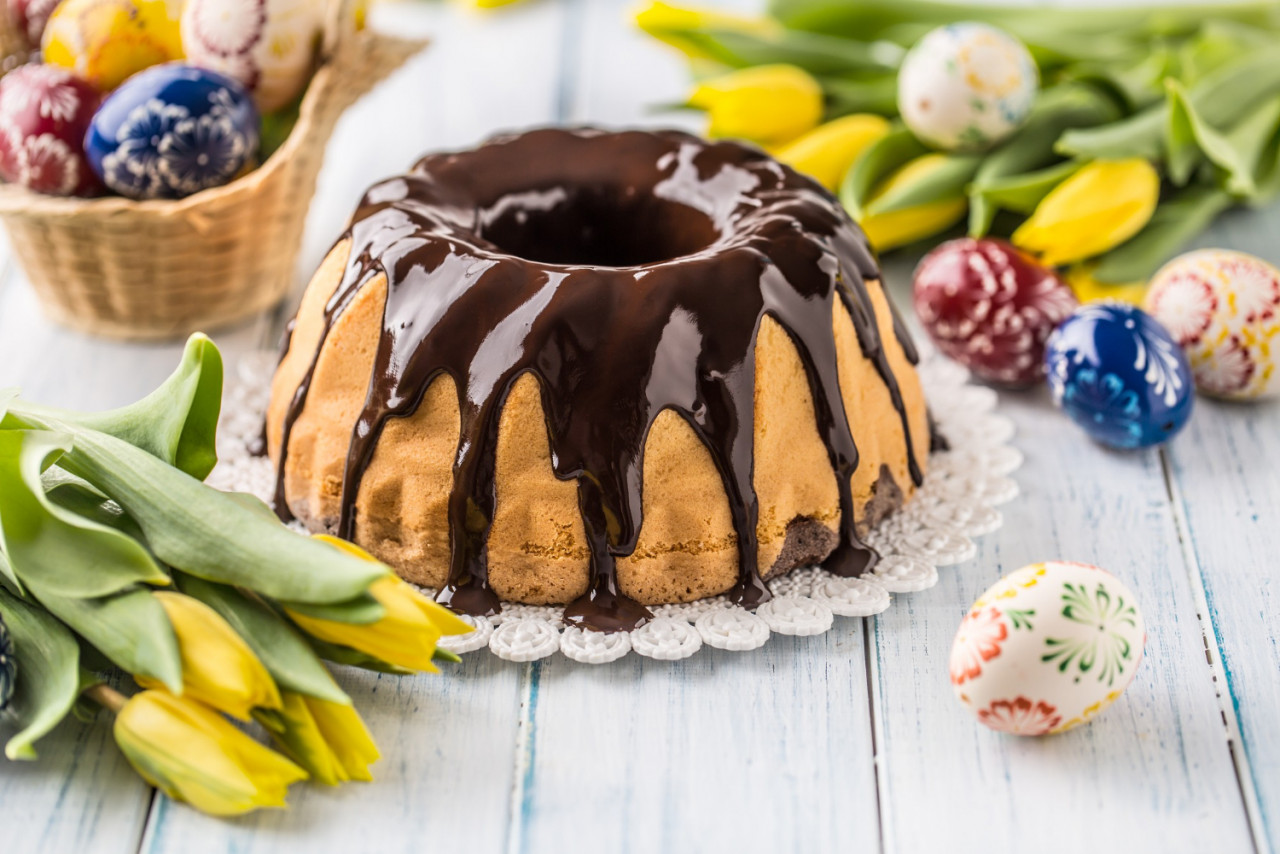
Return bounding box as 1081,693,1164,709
181,0,324,113
1145,249,1280,400
86,63,259,199
42,0,184,92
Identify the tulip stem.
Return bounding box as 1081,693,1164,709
84,683,127,714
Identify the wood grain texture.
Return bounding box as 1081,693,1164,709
870,386,1257,854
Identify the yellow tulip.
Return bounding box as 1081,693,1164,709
1012,159,1160,266
136,593,280,721
636,1,780,60
777,114,891,191
689,64,823,145
114,690,307,817
287,536,472,673
258,692,380,786
858,154,968,252
1066,265,1149,306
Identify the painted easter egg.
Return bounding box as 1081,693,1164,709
952,561,1145,736
42,0,183,91
85,63,259,200
0,63,102,196
913,238,1078,386
1145,249,1280,400
7,0,61,48
1045,304,1194,449
181,0,323,113
898,22,1038,152
0,610,14,711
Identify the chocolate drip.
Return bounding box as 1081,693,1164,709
271,128,923,631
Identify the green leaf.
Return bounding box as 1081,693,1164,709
0,419,386,606
1165,79,1255,194
0,431,169,598
175,574,350,706
1059,49,1280,161
665,26,902,75
278,592,385,626
970,160,1083,236
839,124,927,218
0,586,82,760
1223,93,1280,202
821,73,900,118
305,635,413,676
43,472,147,544
33,586,182,692
1090,186,1236,283
71,335,223,481
864,153,981,216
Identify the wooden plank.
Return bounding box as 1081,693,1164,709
1161,205,1280,854
872,388,1256,854
140,656,525,854
518,636,883,854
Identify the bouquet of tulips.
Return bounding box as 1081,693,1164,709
0,336,469,816
639,0,1280,299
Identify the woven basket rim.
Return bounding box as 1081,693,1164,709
0,10,425,218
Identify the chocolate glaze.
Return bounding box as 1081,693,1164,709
272,128,922,632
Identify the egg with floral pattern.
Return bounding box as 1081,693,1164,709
7,0,61,48
42,0,184,92
181,0,324,113
952,561,1145,736
0,610,14,711
898,22,1038,152
1145,249,1280,400
85,63,259,200
0,63,102,196
914,237,1078,386
1045,304,1194,449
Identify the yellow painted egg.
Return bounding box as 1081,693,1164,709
1145,248,1280,400
181,0,324,113
951,561,1146,736
42,0,184,92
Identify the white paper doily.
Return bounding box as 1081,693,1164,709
210,349,1020,664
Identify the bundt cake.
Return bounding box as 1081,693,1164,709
267,127,929,631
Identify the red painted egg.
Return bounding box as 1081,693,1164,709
6,0,60,48
913,237,1078,386
0,63,101,196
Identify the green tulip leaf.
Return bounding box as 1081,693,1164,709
864,153,981,216
1,422,385,606
34,586,182,693
1090,186,1235,283
689,27,902,75
822,73,900,119
43,472,147,544
1166,79,1255,194
0,586,82,760
0,431,169,598
1224,94,1280,202
839,125,927,218
304,635,413,676
970,160,1083,236
176,574,351,706
280,592,385,626
0,549,19,597
67,334,223,481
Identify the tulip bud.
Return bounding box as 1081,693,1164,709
637,1,779,62
857,154,968,252
688,64,823,145
257,692,380,786
137,592,282,721
1012,158,1160,266
287,537,472,673
114,690,306,816
1065,265,1149,306
776,114,891,191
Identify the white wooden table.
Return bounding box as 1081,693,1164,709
2,2,1278,852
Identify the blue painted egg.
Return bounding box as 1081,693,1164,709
85,63,259,200
0,611,15,711
1045,304,1194,449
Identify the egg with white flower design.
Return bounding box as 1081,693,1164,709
0,63,102,196
1145,249,1280,400
85,63,259,200
952,561,1145,736
181,0,324,113
1045,304,1194,449
898,22,1038,152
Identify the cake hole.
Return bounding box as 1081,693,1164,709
477,185,721,267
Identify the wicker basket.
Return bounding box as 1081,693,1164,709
0,0,426,339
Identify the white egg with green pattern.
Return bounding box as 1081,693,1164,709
898,22,1038,152
950,561,1145,736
